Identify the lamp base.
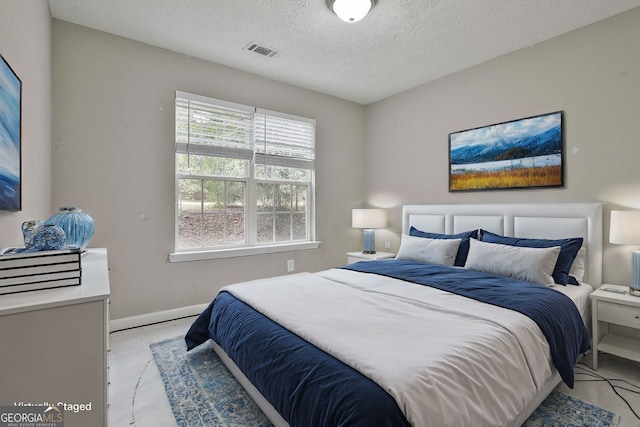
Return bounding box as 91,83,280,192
631,251,640,297
362,229,376,254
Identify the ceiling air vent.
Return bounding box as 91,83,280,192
244,42,281,58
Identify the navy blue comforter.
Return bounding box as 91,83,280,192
185,260,590,426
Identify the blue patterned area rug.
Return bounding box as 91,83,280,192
523,391,620,427
151,337,620,427
150,337,272,427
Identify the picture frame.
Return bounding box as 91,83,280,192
449,111,563,192
0,53,21,211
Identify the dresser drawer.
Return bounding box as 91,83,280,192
597,300,640,329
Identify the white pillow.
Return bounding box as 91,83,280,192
569,247,586,283
464,238,561,286
395,234,461,267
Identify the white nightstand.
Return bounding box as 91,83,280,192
590,284,640,369
346,251,395,264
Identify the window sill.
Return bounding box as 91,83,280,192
169,241,321,262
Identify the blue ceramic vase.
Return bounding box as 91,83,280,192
45,207,95,250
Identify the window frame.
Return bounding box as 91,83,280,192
170,91,319,262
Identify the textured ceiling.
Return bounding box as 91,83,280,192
49,0,640,105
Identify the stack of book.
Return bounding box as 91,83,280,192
0,248,82,295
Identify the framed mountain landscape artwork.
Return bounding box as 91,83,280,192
449,111,564,192
0,54,21,211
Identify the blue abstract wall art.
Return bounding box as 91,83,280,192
0,54,21,211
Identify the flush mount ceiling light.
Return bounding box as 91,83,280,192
329,0,373,23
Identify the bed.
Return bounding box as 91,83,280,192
185,202,603,427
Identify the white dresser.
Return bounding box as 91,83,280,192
0,248,110,427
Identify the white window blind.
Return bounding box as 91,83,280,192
176,94,316,167
254,109,315,170
176,91,254,161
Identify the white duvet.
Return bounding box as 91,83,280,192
223,268,557,427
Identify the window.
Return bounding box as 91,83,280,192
174,91,316,257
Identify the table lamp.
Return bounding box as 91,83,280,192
352,209,386,254
609,210,640,297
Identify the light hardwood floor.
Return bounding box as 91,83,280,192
108,318,640,427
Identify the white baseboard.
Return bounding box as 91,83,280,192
109,303,208,332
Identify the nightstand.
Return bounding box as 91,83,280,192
346,251,395,264
590,284,640,369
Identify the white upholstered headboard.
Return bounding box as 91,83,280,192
402,203,604,286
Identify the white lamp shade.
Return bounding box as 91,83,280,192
331,0,372,23
610,210,640,245
352,209,386,229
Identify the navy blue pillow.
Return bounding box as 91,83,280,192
479,230,583,285
409,227,478,267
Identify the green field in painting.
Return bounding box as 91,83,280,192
451,165,562,191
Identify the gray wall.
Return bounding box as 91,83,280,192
0,1,52,244
52,20,367,320
365,8,640,286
